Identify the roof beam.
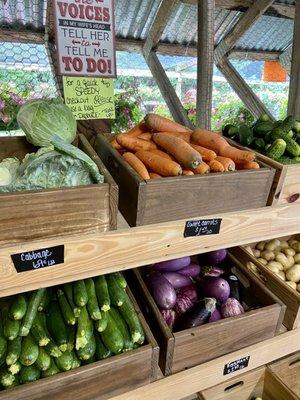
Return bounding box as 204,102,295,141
288,0,300,119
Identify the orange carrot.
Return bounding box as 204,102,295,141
111,121,148,149
144,113,192,133
182,170,194,176
190,143,216,162
149,172,162,179
215,156,235,171
123,152,150,180
158,131,191,143
135,151,182,177
150,149,173,160
152,133,202,169
116,134,157,152
236,161,260,170
192,162,210,175
138,133,153,141
220,146,255,163
209,160,225,173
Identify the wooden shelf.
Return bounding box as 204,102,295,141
0,204,300,297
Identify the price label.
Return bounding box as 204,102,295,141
184,218,222,237
11,245,65,273
223,356,250,375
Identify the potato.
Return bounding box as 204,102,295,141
256,241,266,251
283,248,296,257
288,239,298,246
280,240,289,249
267,261,284,271
286,264,300,283
253,249,260,258
275,253,290,270
257,258,268,266
266,264,280,274
265,239,281,251
276,271,286,281
261,250,275,261
287,255,295,269
294,254,300,264
286,281,297,290
297,284,300,293
291,242,300,253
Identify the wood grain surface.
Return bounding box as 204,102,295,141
269,352,300,397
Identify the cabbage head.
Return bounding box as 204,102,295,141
0,158,20,186
17,98,77,147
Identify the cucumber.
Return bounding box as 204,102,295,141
222,124,238,138
76,334,96,361
95,276,110,312
280,115,295,133
85,278,101,320
67,326,76,352
35,347,51,371
253,121,273,137
9,294,27,320
293,120,300,133
266,139,286,160
73,280,88,307
71,352,81,369
76,306,93,350
55,351,77,371
6,336,21,365
258,114,270,122
8,360,21,375
119,293,145,345
2,304,20,341
19,365,40,383
287,130,294,138
95,334,111,360
64,283,81,317
107,274,127,307
46,301,68,352
42,358,60,377
238,125,253,146
100,311,124,354
271,129,300,157
0,367,18,388
20,288,46,336
57,289,76,326
45,339,62,358
20,334,39,366
110,308,133,351
38,289,52,312
31,313,51,347
113,272,127,290
253,138,265,151
0,334,7,368
95,311,108,332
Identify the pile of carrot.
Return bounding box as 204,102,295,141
110,113,259,180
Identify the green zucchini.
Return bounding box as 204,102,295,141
35,347,51,371
76,335,96,361
20,334,39,366
95,311,108,332
67,326,76,352
107,274,127,307
0,318,7,367
100,311,124,354
119,293,145,345
0,367,18,388
20,288,46,336
266,139,286,160
113,272,127,290
76,306,93,350
95,334,111,360
71,352,81,369
46,301,68,352
63,283,81,317
9,294,27,320
95,276,110,312
110,307,133,351
19,365,40,383
45,339,62,358
6,336,21,365
238,124,253,146
85,278,101,320
57,289,76,326
8,360,21,375
55,351,77,371
271,129,300,157
38,288,52,312
42,358,60,377
73,280,88,307
2,304,20,341
31,313,51,347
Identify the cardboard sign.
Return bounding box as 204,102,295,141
63,76,115,120
184,218,222,237
53,0,116,77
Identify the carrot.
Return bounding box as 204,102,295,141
149,149,174,160
182,170,194,176
190,144,216,162
149,172,162,179
219,146,255,163
138,133,153,141
116,134,157,152
111,121,148,149
135,151,182,177
144,113,192,133
152,133,202,169
123,152,150,180
209,160,225,173
192,162,210,175
215,156,235,171
158,131,191,143
236,161,260,170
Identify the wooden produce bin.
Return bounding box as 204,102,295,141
0,134,118,245
198,365,298,400
0,287,159,400
94,134,275,226
232,235,300,330
130,252,285,376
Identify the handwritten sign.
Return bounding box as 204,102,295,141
63,76,115,120
11,245,65,273
223,356,250,375
184,218,222,237
53,0,116,77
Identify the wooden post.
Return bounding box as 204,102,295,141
196,0,215,129
288,0,300,118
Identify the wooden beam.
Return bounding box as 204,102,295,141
288,0,300,119
196,0,215,129
214,0,275,65
279,44,292,73
0,28,44,44
218,58,274,119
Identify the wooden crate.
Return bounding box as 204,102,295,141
268,352,300,398
130,252,285,376
0,286,159,400
94,134,275,226
0,135,118,245
231,235,300,330
198,366,298,400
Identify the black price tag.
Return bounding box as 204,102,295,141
223,356,250,375
184,218,222,237
11,245,65,273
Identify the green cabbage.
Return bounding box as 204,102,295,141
17,98,77,147
0,158,20,186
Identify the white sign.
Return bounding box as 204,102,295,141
53,0,116,78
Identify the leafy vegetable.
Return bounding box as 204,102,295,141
0,158,20,186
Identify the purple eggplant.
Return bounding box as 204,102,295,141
178,263,201,278
149,273,177,310
174,297,216,331
201,277,230,302
221,298,244,318
161,309,176,328
174,293,193,316
179,285,198,304
199,249,227,266
201,265,225,277
162,272,192,289
209,308,222,322
152,257,191,272
227,274,241,302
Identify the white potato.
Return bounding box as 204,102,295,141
267,261,284,271
257,258,268,266
265,239,281,251
286,281,297,290
285,264,300,283
297,284,300,292
276,271,286,281
294,254,300,264
288,239,298,246
283,248,296,257
261,250,275,261
287,255,295,269
266,264,280,274
256,241,266,251
279,240,289,249
275,253,290,269
253,249,261,258
291,242,300,253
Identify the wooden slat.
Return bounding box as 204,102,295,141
288,0,300,119
0,29,44,44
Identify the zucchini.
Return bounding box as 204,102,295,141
57,289,76,326
6,336,21,365
35,347,51,371
95,276,110,312
55,351,77,371
0,367,18,388
46,301,68,352
0,337,7,367
100,311,124,354
119,293,145,345
9,294,27,320
71,352,81,369
95,334,111,360
253,121,273,136
271,129,300,157
8,360,21,375
85,278,101,320
67,326,76,352
63,283,81,317
76,334,96,361
73,280,88,307
110,308,134,351
38,288,52,312
76,306,93,350
113,272,127,290
20,288,46,336
238,124,253,146
20,334,39,366
95,311,108,332
2,304,20,341
31,313,51,347
107,274,127,307
266,139,286,160
19,365,40,383
42,358,60,377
